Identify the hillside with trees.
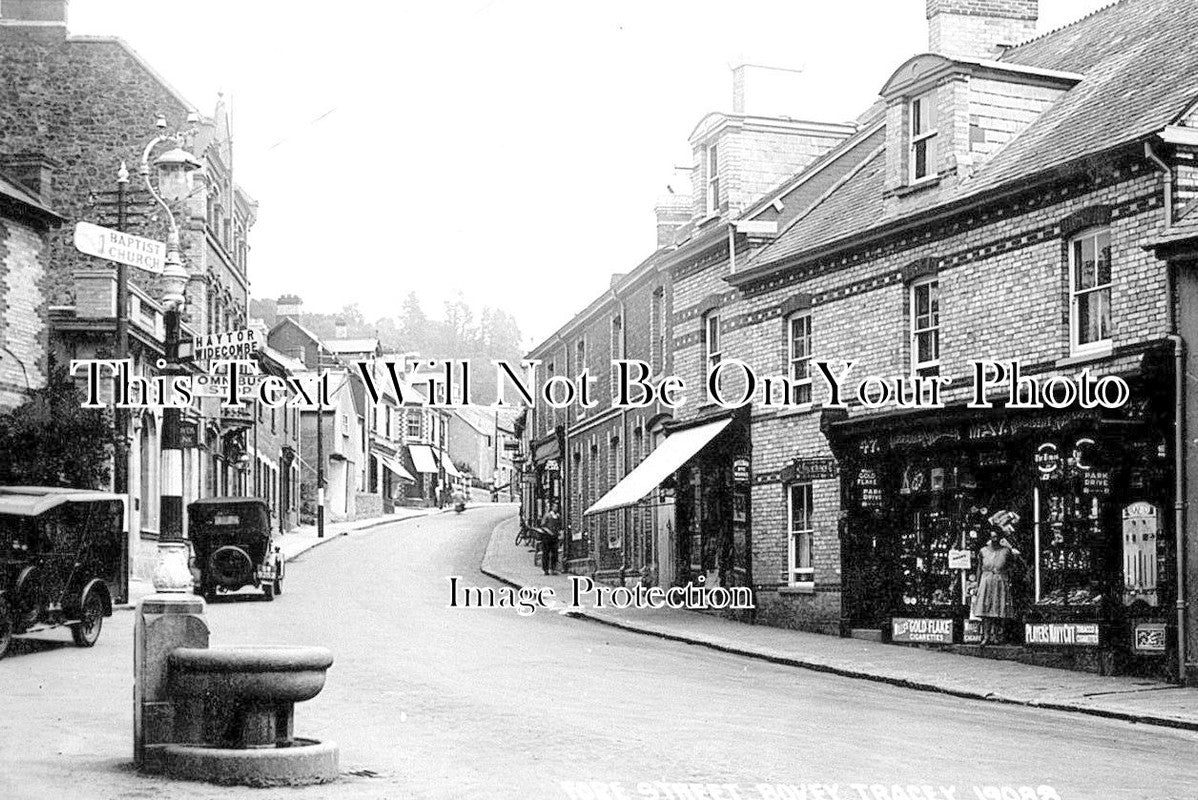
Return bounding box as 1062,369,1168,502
251,292,524,403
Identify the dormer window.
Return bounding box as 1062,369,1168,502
910,90,938,182
706,144,721,214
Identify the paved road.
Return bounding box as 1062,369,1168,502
3,506,1198,800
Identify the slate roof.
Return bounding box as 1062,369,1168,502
742,0,1198,277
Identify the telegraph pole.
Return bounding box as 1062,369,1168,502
316,346,325,538
113,164,130,497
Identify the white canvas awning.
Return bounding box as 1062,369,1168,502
584,417,732,516
408,444,439,474
379,455,414,481
441,456,463,478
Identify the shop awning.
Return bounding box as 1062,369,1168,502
441,457,463,478
379,455,414,481
584,417,731,516
408,444,439,474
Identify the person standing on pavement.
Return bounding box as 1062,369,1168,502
540,503,562,575
972,525,1020,645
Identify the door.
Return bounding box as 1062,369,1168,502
653,495,676,588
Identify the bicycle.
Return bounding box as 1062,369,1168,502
515,520,537,548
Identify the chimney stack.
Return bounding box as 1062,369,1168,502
0,153,59,202
0,0,69,43
334,319,348,339
926,0,1038,60
276,294,303,318
654,194,691,247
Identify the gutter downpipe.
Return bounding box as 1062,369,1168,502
610,287,630,585
728,223,737,274
1146,139,1187,683
552,333,571,568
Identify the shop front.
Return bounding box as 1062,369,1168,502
530,426,564,534
585,407,752,602
825,386,1175,678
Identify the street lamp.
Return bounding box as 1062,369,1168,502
140,120,204,594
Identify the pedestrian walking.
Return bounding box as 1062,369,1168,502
540,503,562,575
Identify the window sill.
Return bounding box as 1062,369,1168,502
1056,343,1114,368
891,175,942,197
779,582,816,596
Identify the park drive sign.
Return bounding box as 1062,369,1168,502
73,221,166,274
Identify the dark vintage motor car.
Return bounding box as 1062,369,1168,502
0,487,124,658
188,497,283,601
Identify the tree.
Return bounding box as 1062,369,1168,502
0,365,112,488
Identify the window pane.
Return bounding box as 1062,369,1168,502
915,284,929,318
797,531,812,571
1075,236,1096,290
912,98,923,136
1097,232,1111,286
914,139,927,179
1078,291,1106,344
917,330,936,364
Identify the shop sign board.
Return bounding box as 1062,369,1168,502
179,420,199,449
1024,622,1100,646
948,549,973,570
544,458,560,473
963,619,984,644
1132,622,1167,653
1123,501,1160,606
192,328,259,363
1035,442,1060,478
732,457,751,484
892,618,954,644
784,457,838,482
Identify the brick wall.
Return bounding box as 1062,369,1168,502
0,217,48,408
724,156,1170,633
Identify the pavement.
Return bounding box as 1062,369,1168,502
120,503,468,608
480,514,1198,733
6,504,1198,800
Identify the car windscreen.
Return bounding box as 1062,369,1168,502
0,513,33,555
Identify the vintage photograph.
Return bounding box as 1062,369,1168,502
2,0,1198,798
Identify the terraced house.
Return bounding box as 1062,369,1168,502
721,0,1198,680
522,0,1198,683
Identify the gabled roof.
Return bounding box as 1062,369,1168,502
739,0,1198,281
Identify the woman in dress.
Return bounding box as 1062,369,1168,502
973,526,1019,645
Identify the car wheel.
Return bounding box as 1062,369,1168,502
263,581,275,602
70,590,104,648
0,598,12,659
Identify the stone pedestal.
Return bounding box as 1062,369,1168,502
134,593,208,767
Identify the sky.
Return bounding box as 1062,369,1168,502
69,0,1116,350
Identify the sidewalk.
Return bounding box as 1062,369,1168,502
481,515,1198,732
123,504,454,607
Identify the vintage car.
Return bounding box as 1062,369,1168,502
0,487,124,659
188,497,284,601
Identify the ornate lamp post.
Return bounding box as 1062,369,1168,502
141,117,204,592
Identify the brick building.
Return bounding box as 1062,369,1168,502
0,169,60,409
1,0,258,581
714,0,1197,678
522,0,1198,681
